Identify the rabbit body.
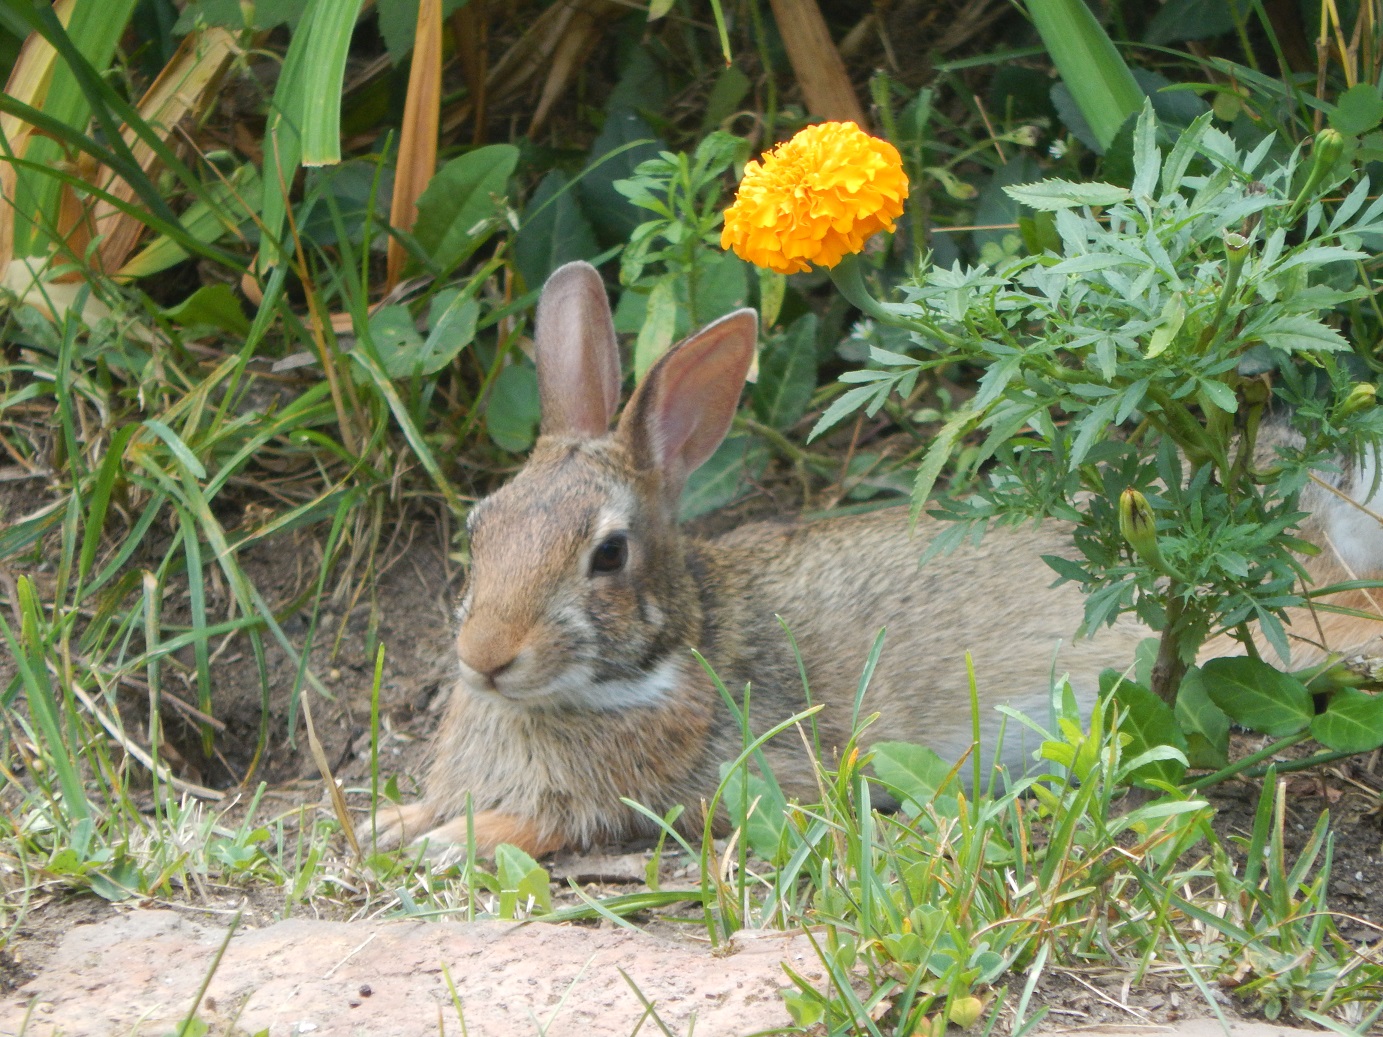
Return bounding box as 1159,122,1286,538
367,262,1383,858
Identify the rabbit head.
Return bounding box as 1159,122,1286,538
454,261,758,711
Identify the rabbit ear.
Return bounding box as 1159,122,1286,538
617,308,758,497
535,262,621,437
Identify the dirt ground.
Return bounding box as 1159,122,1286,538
2,504,1382,1034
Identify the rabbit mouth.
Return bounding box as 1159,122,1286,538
461,655,683,711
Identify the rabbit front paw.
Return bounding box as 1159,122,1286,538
356,799,438,852
411,810,567,859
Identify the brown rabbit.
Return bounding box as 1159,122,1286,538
365,262,1383,857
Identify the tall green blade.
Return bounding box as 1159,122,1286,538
257,0,366,272
1026,0,1144,152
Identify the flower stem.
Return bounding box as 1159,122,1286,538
828,254,965,348
828,253,898,324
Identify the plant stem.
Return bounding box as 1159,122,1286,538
734,414,836,470
1150,588,1189,705
1184,729,1315,790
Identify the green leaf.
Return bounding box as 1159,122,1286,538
1310,689,1383,753
679,434,767,520
757,267,786,329
494,843,552,918
718,763,789,859
1003,179,1132,210
513,170,599,292
1026,0,1145,151
634,278,679,379
577,110,664,242
1199,656,1312,737
1175,668,1230,769
141,420,208,480
160,284,250,336
1143,0,1236,45
296,0,367,165
911,408,979,519
377,0,468,64
418,293,479,375
1100,672,1187,787
702,65,752,131
1330,83,1383,137
414,144,520,273
1146,292,1185,358
365,306,425,379
974,154,1043,254
869,741,959,817
486,363,541,453
1255,314,1350,354
688,249,750,325
751,314,817,430
370,295,478,381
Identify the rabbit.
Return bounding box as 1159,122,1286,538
363,261,1383,859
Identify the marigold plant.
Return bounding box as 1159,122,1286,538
721,121,908,274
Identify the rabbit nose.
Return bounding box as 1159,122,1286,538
456,621,522,683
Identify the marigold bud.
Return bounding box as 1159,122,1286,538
1341,382,1376,417
1119,488,1185,581
1312,128,1346,175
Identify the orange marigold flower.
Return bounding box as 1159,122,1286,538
721,121,909,275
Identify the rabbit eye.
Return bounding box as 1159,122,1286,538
590,533,628,575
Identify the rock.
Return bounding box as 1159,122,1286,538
1,909,816,1037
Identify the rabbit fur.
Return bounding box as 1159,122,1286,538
365,261,1383,858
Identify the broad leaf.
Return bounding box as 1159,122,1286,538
494,843,552,918
414,144,519,273
1199,656,1312,737
161,284,250,336
513,170,599,291
486,363,540,453
679,434,767,520
1100,671,1187,787
752,314,818,430
1175,668,1230,769
870,741,960,817
1310,689,1383,753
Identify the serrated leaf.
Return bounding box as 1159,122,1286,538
1310,689,1383,753
1200,656,1312,737
1255,314,1350,354
911,408,979,518
809,382,888,440
1004,179,1132,211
